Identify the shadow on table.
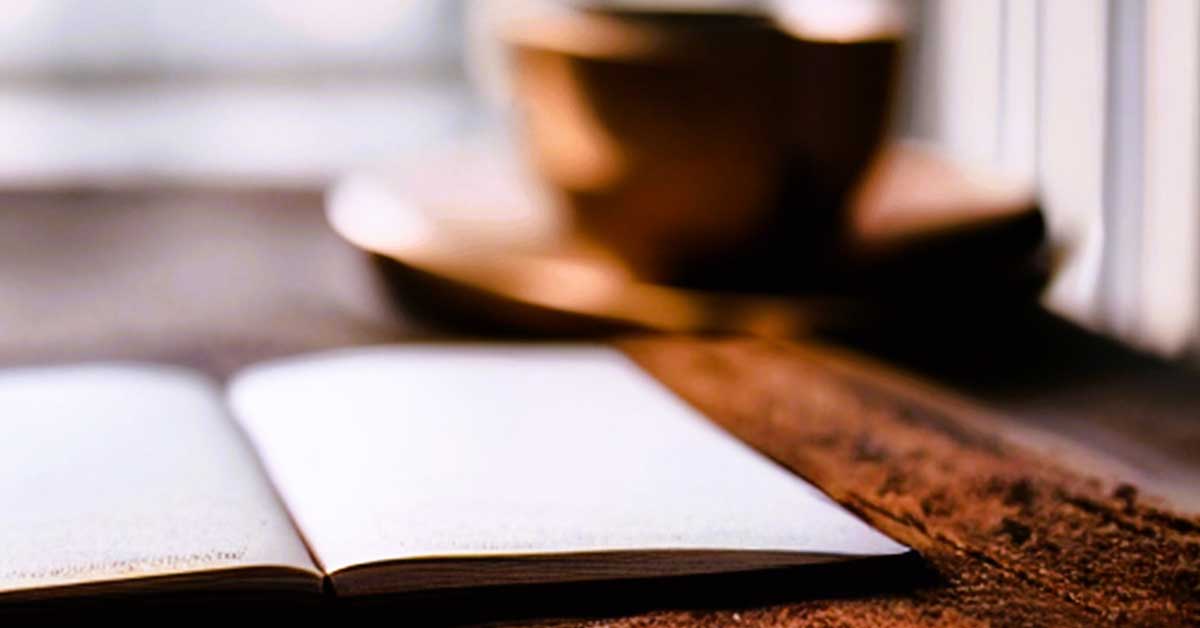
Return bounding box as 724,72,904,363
1,553,935,625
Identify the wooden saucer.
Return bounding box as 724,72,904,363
326,136,1048,337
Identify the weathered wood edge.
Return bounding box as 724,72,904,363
574,336,1200,628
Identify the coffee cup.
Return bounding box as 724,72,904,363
506,3,904,287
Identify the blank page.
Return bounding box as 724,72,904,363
0,365,319,597
228,345,907,580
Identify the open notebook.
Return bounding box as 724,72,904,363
0,345,907,602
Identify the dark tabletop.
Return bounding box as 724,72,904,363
2,186,1197,626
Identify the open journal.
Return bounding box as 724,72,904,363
0,345,908,602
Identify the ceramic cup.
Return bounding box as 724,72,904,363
506,3,904,285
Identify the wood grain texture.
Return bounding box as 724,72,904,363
615,337,1199,627
2,188,1198,626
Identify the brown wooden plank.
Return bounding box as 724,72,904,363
611,337,1200,627
4,187,1198,626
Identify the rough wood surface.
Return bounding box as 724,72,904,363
610,338,1200,627
2,188,1198,626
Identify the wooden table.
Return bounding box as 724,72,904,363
2,187,1197,626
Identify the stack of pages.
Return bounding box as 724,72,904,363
0,345,907,602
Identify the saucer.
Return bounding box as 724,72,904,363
327,135,1047,337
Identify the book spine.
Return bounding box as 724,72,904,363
934,0,1004,167
1099,0,1146,339
999,0,1039,181
1037,0,1109,329
1139,0,1200,356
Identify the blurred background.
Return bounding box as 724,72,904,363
0,0,1196,360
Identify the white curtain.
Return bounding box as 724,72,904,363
907,0,1200,358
